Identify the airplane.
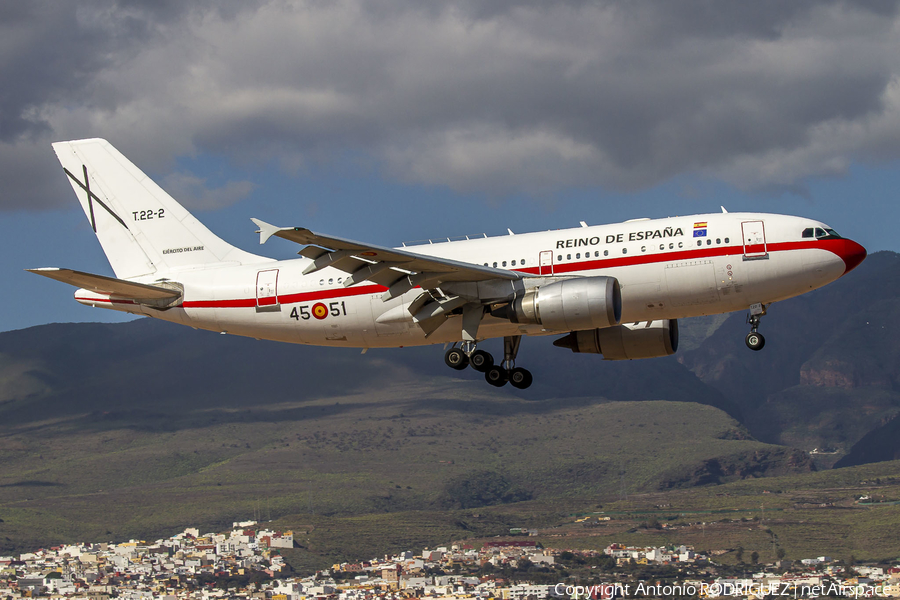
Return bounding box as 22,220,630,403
29,139,867,390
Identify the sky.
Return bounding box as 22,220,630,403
4,0,900,332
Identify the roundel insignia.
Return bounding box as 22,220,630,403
312,302,329,320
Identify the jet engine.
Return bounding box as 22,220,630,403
553,319,679,360
493,276,621,331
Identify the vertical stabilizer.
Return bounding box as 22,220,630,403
52,138,269,279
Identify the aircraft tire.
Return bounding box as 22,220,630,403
444,347,469,370
469,350,494,372
485,365,508,387
509,367,533,389
745,332,765,351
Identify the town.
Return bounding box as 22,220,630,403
2,521,900,599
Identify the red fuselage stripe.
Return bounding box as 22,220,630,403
176,239,844,309
181,284,388,309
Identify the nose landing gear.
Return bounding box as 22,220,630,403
745,303,767,351
444,335,533,389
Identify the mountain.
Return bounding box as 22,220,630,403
1,252,899,554
680,251,900,465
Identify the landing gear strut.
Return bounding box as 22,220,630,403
745,303,767,351
485,336,533,389
443,336,533,389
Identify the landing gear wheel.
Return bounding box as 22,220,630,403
485,365,509,387
745,305,767,351
444,347,469,370
469,350,494,373
745,332,765,351
508,367,533,390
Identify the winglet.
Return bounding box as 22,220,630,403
251,218,291,245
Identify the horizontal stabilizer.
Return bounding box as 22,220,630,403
27,268,180,300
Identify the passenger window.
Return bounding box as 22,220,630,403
603,250,609,256
493,262,498,268
669,243,674,249
802,228,815,238
697,240,702,247
567,254,571,260
557,255,562,262
594,251,599,257
521,258,525,264
678,242,683,248
622,248,627,254
724,237,729,243
716,238,721,244
319,279,324,286
659,244,665,250
641,246,646,252
511,260,516,266
328,278,333,285
706,239,712,245
576,253,581,259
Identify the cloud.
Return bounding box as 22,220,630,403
160,172,256,211
3,0,900,211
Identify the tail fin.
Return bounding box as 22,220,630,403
52,138,269,279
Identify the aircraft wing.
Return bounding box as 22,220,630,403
252,219,528,301
27,268,181,300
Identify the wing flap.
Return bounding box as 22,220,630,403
27,268,181,300
251,219,526,286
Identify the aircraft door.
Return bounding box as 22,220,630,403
741,221,768,259
539,250,554,275
256,269,279,308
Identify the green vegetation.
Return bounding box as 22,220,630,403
0,373,806,557
439,470,532,509
2,368,899,572
4,255,900,574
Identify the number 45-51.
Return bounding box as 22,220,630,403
289,301,347,321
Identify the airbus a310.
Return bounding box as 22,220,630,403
30,139,867,389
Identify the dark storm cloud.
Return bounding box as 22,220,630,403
3,0,900,210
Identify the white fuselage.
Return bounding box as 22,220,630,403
76,212,860,349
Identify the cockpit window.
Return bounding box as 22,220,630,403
815,228,842,239
803,227,842,240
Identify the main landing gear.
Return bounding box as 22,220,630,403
745,303,767,351
443,335,533,389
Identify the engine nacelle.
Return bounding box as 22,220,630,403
495,276,621,332
553,319,679,360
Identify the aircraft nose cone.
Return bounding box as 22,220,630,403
837,239,867,274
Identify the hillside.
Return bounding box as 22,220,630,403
0,317,802,553
2,252,900,557
680,251,900,465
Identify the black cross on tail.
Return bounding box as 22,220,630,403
63,165,129,233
